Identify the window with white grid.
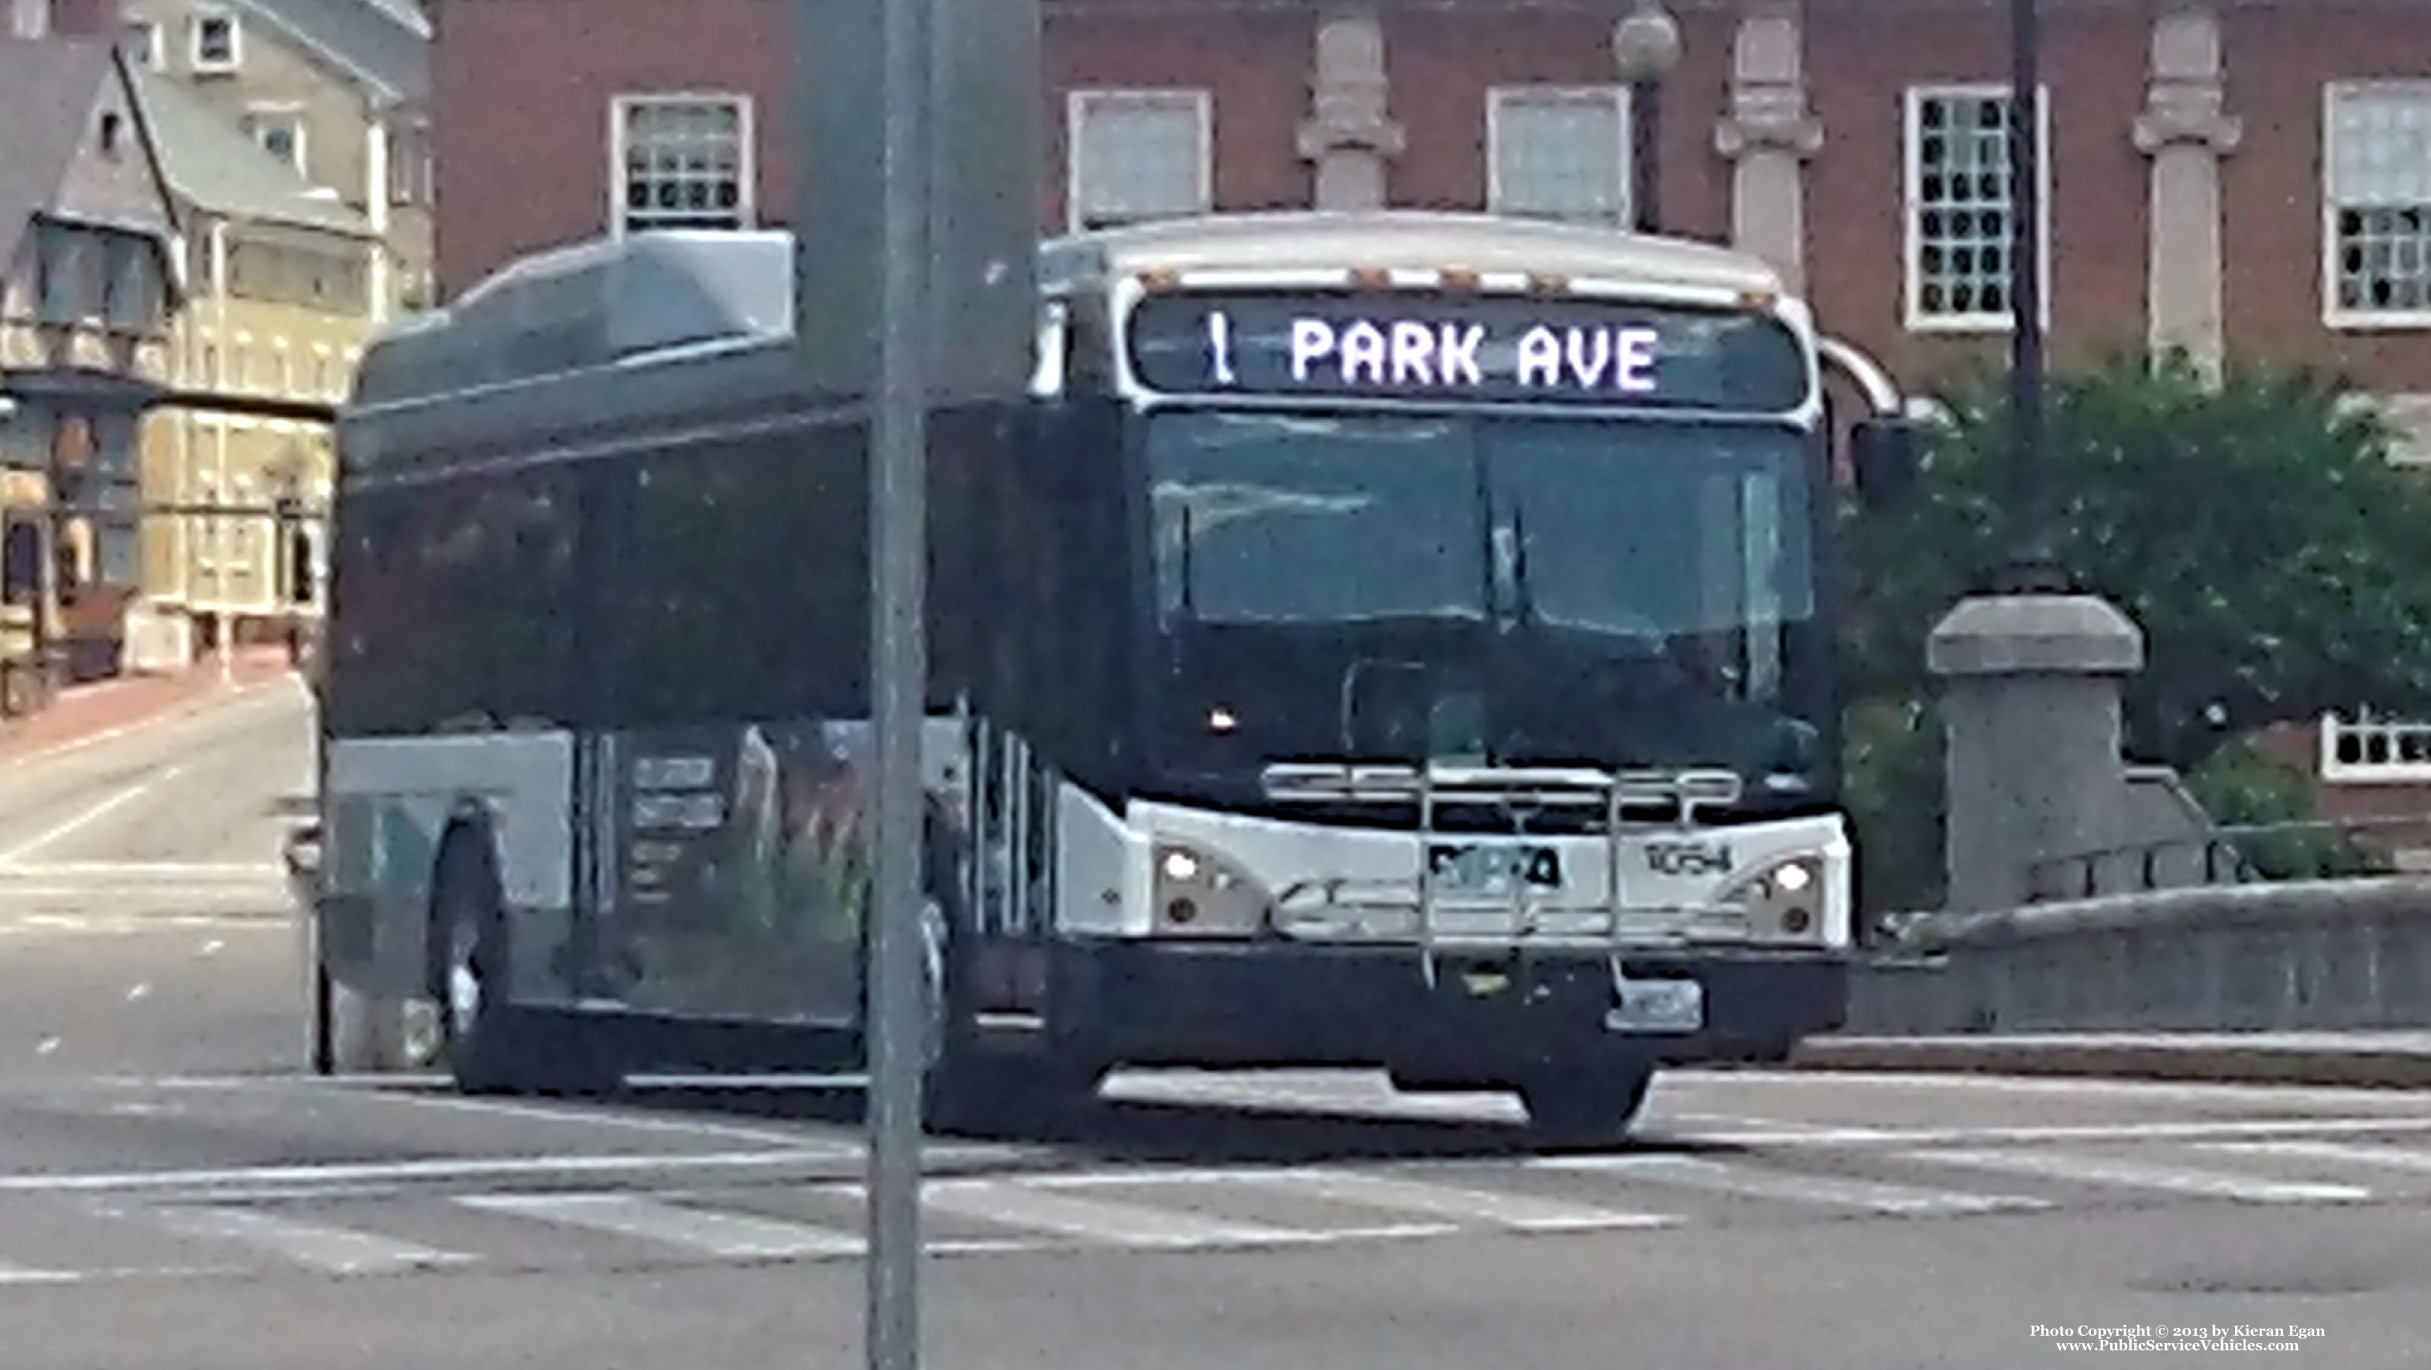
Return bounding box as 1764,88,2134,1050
1904,86,2048,330
1067,90,1209,231
612,95,753,235
2326,82,2431,326
1487,86,1629,223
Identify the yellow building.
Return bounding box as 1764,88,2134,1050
137,69,378,662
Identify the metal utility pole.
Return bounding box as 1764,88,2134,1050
795,0,1031,1349
866,0,933,1360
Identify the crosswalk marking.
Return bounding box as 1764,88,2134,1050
1237,1168,1680,1233
1900,1148,2374,1204
1530,1154,2052,1216
921,1178,1333,1250
145,1204,475,1275
2200,1140,2431,1174
14,1123,2431,1289
456,1193,865,1259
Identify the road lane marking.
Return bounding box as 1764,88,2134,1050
0,1147,859,1196
1238,1168,1680,1232
0,767,185,867
2199,1140,2431,1174
0,861,287,879
0,912,290,937
458,1192,865,1259
1898,1148,2374,1204
922,1177,1341,1249
1705,1069,2431,1110
1666,1114,2431,1149
340,1084,828,1148
1026,1163,1676,1231
1530,1154,2051,1216
142,1204,477,1275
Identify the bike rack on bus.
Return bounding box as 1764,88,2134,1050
1258,762,1743,990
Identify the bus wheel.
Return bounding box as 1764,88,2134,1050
430,839,523,1095
431,849,618,1099
1519,1060,1655,1151
914,894,999,1136
913,895,1093,1138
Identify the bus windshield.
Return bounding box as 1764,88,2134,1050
1145,408,1826,800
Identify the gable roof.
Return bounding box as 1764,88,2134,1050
235,0,428,107
0,38,133,276
134,68,374,237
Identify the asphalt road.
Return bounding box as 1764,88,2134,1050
1,683,2428,1368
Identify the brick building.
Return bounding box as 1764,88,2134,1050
425,0,2431,801
428,0,2431,437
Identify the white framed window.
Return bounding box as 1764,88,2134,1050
190,8,239,73
1066,89,1211,232
241,106,308,175
1903,84,2052,332
610,94,754,235
127,20,163,70
1486,86,1631,223
2324,82,2431,329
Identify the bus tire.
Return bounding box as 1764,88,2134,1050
428,832,615,1098
429,834,528,1094
1519,1060,1655,1150
913,889,1099,1139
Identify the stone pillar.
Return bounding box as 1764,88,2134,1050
1712,2,1821,292
1298,8,1404,211
2133,5,2239,384
1929,595,2145,912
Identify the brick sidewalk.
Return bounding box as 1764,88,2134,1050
0,649,296,761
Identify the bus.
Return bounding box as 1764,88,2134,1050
314,211,1917,1144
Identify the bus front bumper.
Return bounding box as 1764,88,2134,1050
1049,940,1848,1075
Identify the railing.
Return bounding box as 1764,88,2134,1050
2024,814,2431,903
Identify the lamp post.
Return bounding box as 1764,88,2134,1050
1612,0,1682,233
1998,0,2065,593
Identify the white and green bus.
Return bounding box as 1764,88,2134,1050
311,212,1916,1144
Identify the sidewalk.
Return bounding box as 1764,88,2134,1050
0,648,296,762
1789,1031,2431,1089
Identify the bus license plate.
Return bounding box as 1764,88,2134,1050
1605,977,1704,1034
1426,843,1561,896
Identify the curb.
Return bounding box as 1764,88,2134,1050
1788,1035,2431,1090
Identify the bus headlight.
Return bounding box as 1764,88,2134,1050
1715,854,1828,940
1152,840,1270,935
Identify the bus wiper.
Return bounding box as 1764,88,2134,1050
1510,503,1537,630
1489,506,1539,635
1178,504,1196,617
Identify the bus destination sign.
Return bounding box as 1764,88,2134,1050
1125,291,1809,412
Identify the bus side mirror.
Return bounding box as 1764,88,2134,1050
1851,417,1921,509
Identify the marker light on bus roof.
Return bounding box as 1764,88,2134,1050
1137,268,1181,291
1527,273,1569,296
1439,266,1480,290
1348,266,1391,290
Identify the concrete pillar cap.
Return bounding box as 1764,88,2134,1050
1927,592,2145,678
